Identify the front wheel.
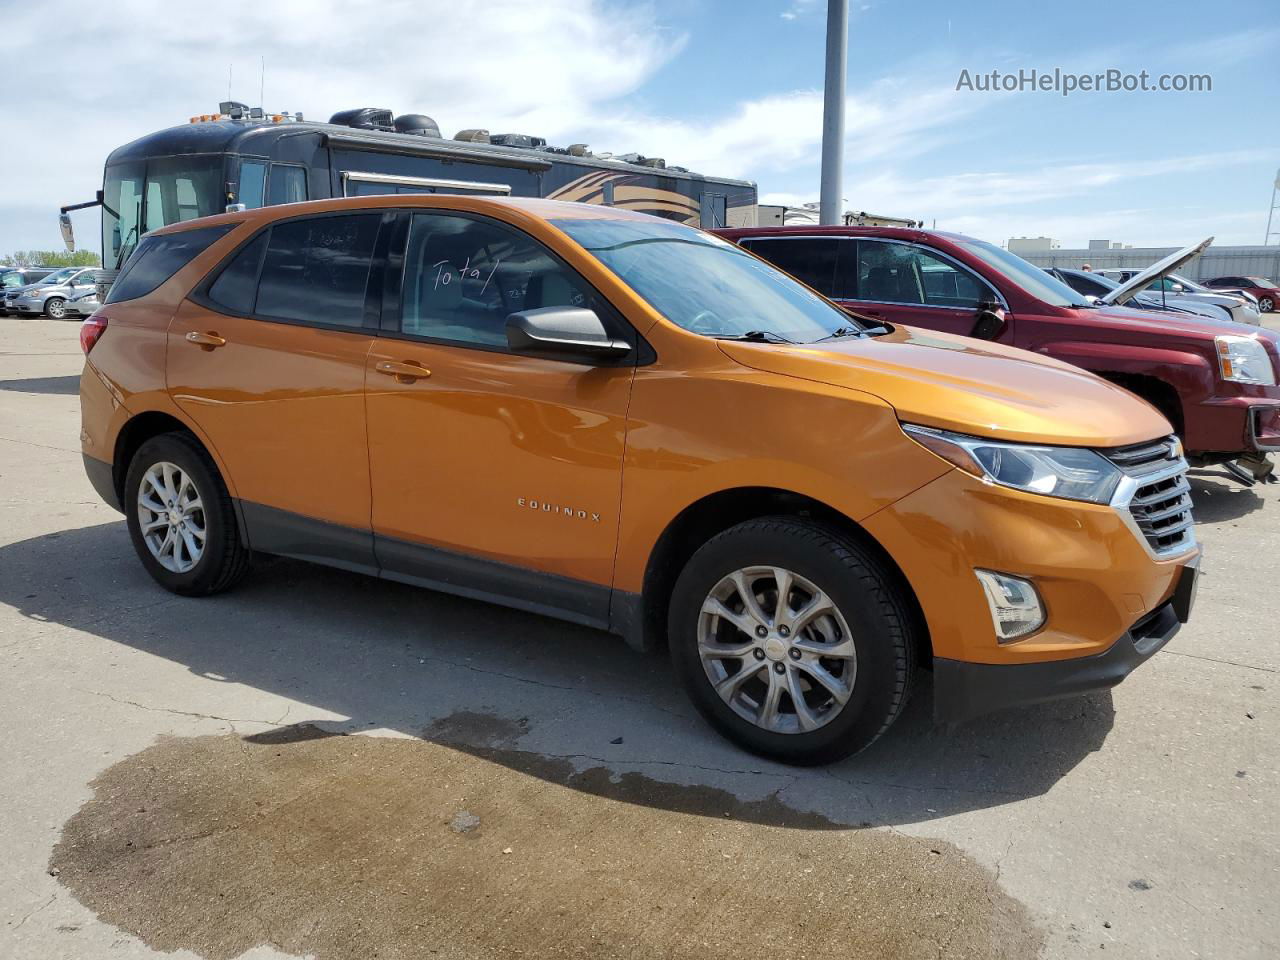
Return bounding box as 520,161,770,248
1260,296,1274,313
124,432,251,596
668,517,917,765
44,297,67,319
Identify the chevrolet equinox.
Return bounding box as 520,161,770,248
79,196,1200,763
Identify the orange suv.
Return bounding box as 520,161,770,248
79,196,1200,763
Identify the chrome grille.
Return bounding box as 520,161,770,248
1107,436,1196,557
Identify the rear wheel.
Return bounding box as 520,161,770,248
668,517,916,765
44,297,67,320
124,432,250,595
1260,296,1274,313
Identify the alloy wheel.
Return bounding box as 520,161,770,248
1261,297,1274,313
698,565,856,734
45,298,66,319
136,461,206,573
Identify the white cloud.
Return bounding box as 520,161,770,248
0,0,686,252
765,149,1273,246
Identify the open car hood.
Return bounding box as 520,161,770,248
1101,236,1213,305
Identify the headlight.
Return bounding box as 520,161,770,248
903,425,1123,504
1215,335,1276,385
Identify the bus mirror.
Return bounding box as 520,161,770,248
59,213,75,252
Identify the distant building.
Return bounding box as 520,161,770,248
1007,237,1061,254
1088,239,1134,250
1015,244,1280,282
757,204,919,228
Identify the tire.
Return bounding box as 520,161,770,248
124,432,251,596
44,297,67,320
668,517,916,765
1261,297,1274,313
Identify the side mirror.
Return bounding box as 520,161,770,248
506,306,631,360
1170,283,1185,293
59,212,75,252
970,301,1007,340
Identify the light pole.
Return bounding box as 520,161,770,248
1266,168,1280,246
819,0,848,226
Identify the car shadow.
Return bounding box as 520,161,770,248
1188,471,1267,524
0,375,80,395
0,521,1115,830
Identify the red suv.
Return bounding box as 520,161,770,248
1204,276,1278,314
719,226,1280,480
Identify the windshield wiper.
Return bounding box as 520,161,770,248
816,326,870,341
714,330,798,344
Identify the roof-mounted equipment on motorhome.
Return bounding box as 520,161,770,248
490,133,547,149
329,108,396,131
454,129,491,143
394,114,441,137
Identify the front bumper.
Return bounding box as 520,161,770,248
13,297,44,313
933,558,1197,723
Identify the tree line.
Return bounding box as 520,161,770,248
1,250,101,268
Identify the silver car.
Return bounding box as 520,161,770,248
10,267,99,319
63,290,102,318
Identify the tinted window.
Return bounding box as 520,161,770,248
106,225,232,304
1058,269,1112,297
239,160,267,209
743,237,847,298
552,218,862,343
255,215,379,327
207,232,269,314
401,213,594,348
856,241,989,308
268,165,308,205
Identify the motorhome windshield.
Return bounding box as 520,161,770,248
102,155,222,267
958,239,1094,308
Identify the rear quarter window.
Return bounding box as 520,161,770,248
106,225,233,304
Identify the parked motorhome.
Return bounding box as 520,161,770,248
60,102,758,287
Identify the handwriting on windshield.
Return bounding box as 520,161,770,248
432,257,501,295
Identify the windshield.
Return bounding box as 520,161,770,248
102,155,223,268
102,161,144,269
549,218,861,343
36,268,77,286
958,239,1092,307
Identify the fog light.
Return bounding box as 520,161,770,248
974,569,1044,642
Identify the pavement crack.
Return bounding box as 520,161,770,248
1163,650,1277,674
77,689,288,728
11,893,56,930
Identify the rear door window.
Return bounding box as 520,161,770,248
105,225,233,304
255,215,379,328
856,240,992,308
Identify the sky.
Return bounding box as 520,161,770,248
0,0,1276,257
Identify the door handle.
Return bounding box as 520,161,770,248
185,331,227,349
375,360,432,382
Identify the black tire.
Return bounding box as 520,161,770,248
124,432,251,596
44,297,67,320
668,517,917,765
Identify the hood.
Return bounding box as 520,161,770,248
1101,237,1213,305
717,325,1171,448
